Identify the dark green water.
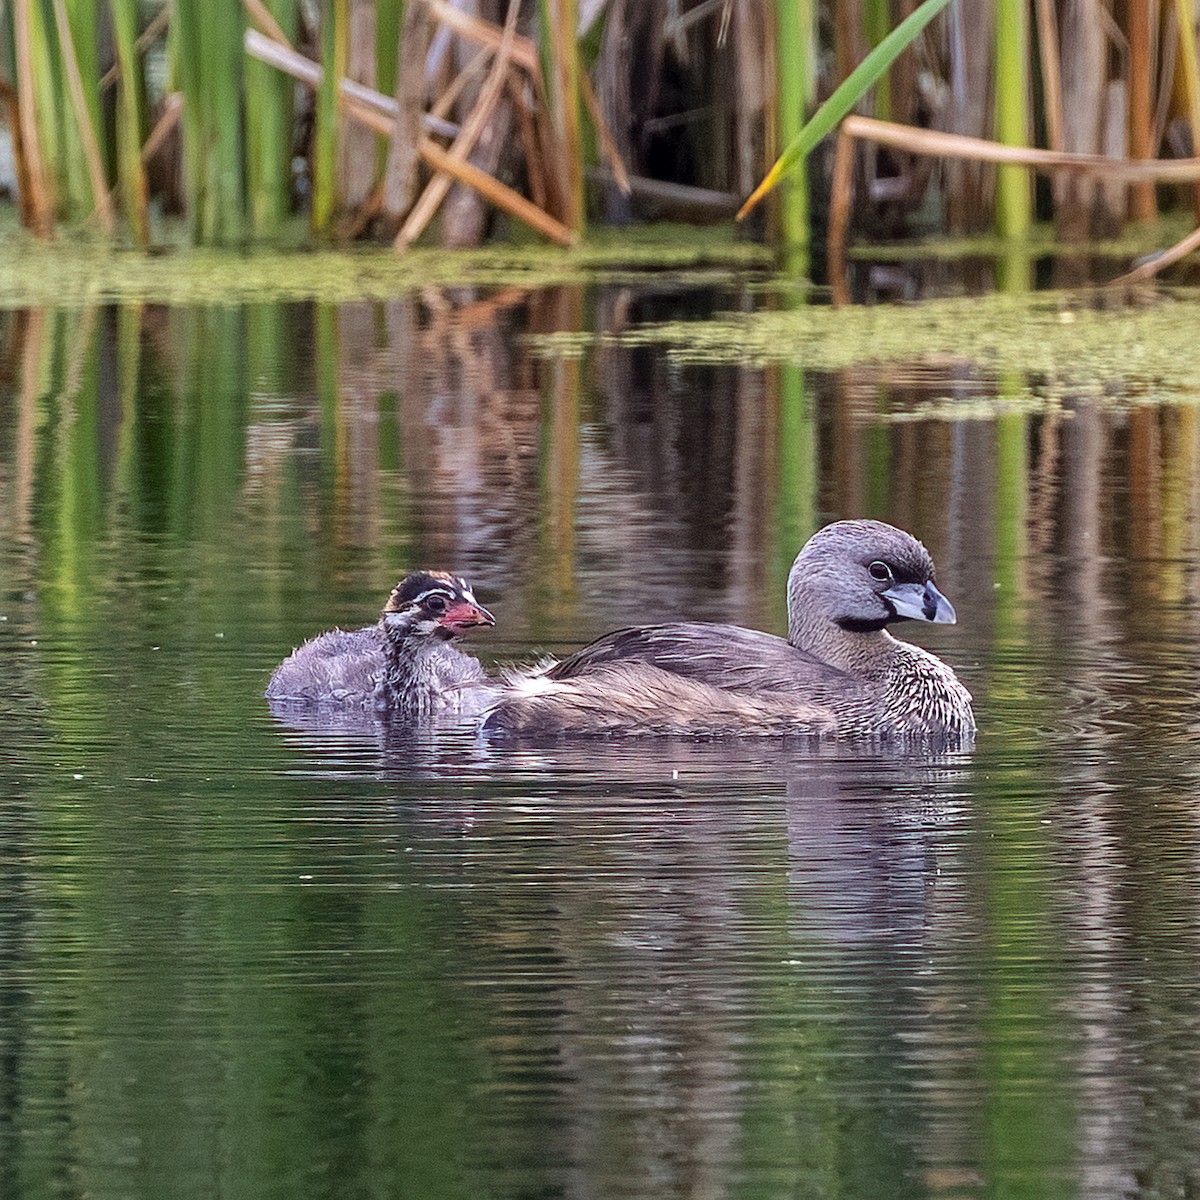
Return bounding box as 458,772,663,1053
2,283,1200,1199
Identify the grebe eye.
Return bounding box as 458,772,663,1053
868,561,893,583
425,593,449,613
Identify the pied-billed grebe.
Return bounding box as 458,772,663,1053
266,571,494,716
483,521,974,740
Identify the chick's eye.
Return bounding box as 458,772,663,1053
425,594,449,613
868,561,893,583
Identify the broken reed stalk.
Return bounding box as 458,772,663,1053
98,2,170,91
243,28,575,246
419,0,573,219
508,75,548,210
423,0,540,75
829,114,1200,274
430,47,493,123
1110,221,1200,284
419,137,573,244
579,71,631,196
243,0,293,47
584,170,740,217
395,0,522,249
840,113,1200,180
141,93,183,165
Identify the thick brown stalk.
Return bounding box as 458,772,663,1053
1055,0,1106,238
731,0,767,198
340,0,379,216
14,0,54,235
383,0,432,224
1127,0,1156,219
0,78,36,230
395,0,522,249
1033,0,1063,151
548,0,584,231
938,0,994,233
828,124,856,306
832,0,859,85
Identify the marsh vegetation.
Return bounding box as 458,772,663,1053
5,0,1200,280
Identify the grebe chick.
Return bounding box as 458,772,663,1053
267,571,494,717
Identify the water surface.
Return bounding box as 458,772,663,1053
2,281,1200,1199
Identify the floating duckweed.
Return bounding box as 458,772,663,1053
884,390,1067,423
530,331,594,359
605,290,1200,405
0,227,771,309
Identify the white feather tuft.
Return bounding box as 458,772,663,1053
498,657,563,697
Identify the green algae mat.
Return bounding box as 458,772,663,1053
0,227,770,307
534,289,1200,414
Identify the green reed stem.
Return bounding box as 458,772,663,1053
862,0,892,121
745,0,950,230
57,0,108,221
775,0,816,253
170,0,245,244
108,0,150,245
993,0,1031,239
246,0,298,238
375,0,403,179
312,0,347,237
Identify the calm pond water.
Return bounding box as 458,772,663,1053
2,277,1200,1200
